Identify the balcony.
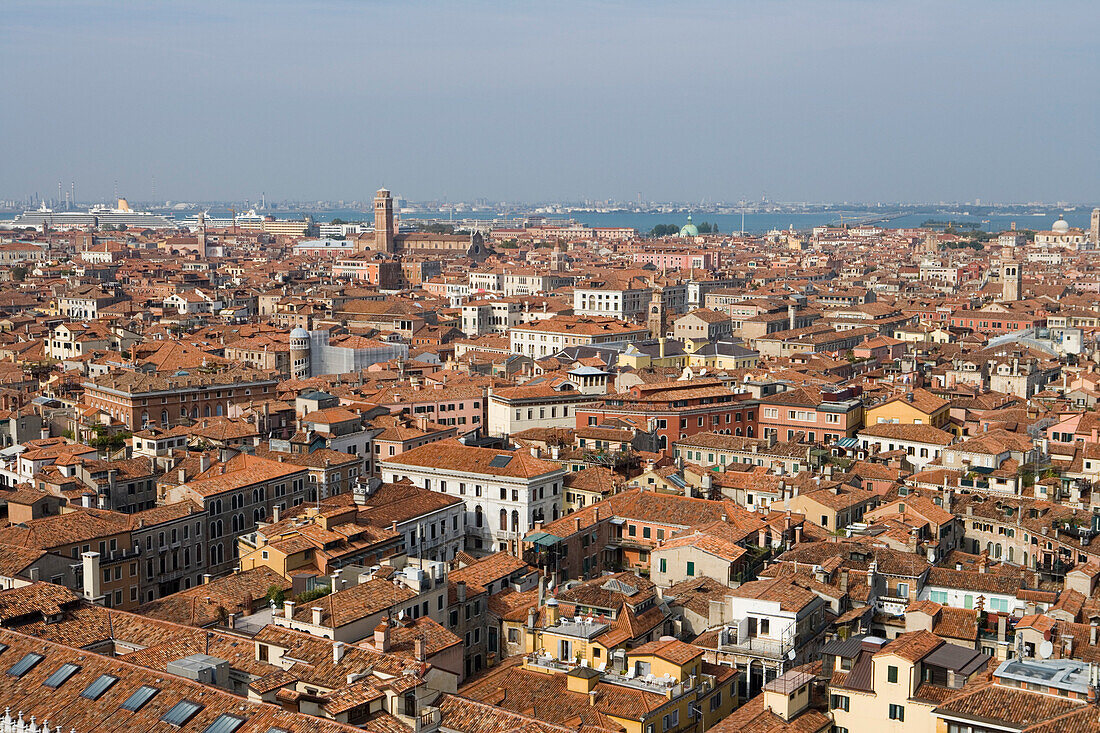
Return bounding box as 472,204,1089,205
414,706,441,733
524,653,573,673
718,634,794,659
604,670,716,698
100,546,141,564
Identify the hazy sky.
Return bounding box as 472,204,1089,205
3,1,1098,204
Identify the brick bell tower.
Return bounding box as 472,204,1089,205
374,188,395,253
648,286,666,339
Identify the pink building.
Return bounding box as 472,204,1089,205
632,251,716,270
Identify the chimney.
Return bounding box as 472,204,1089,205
414,636,427,662
788,304,796,331
80,492,94,508
227,613,237,629
527,607,538,629
457,580,467,602
1091,620,1098,646
589,690,598,706
311,606,324,626
81,552,102,602
272,505,281,523
202,573,213,584
199,454,211,473
284,599,296,619
545,598,560,626
333,640,347,663
839,569,849,593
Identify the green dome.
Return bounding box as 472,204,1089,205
679,215,699,238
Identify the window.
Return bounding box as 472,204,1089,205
930,590,948,604
161,700,204,726
659,558,667,573
897,583,909,598
888,704,905,721
121,686,159,711
887,665,898,683
43,663,81,688
829,694,849,711
80,674,118,700
686,561,695,576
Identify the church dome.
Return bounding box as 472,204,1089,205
1052,216,1070,233
290,328,310,340
679,215,699,238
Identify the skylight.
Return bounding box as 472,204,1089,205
80,674,119,700
6,653,44,677
43,662,81,688
202,714,246,733
489,454,513,468
161,700,204,726
121,685,159,711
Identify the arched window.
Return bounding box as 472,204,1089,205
204,405,211,417
499,509,507,530
161,410,169,426
216,403,224,417
511,510,519,533
475,507,483,527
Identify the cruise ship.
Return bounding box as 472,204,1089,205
178,209,266,229
4,199,177,230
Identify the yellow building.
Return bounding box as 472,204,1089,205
505,630,738,733
238,505,402,579
864,389,950,430
825,631,990,733
617,338,691,370
685,342,760,370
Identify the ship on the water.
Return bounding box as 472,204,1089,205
3,199,177,230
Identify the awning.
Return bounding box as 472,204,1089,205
524,532,563,547
836,437,859,448
609,518,626,525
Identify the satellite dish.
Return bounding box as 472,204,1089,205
788,649,797,660
1040,640,1054,659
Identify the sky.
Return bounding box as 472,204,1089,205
3,0,1098,204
